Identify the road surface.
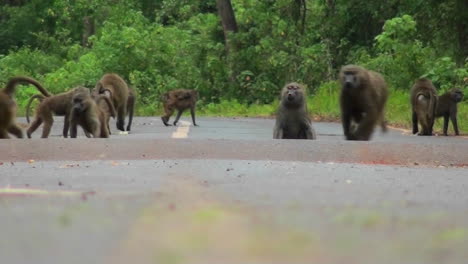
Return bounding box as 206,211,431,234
1,117,467,264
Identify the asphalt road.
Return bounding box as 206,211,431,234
1,116,467,264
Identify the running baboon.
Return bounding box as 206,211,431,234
435,88,464,136
0,76,50,139
339,65,388,141
410,78,438,136
93,73,130,131
273,82,316,139
161,89,198,126
70,91,116,138
26,86,90,138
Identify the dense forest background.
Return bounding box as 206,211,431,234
0,0,467,127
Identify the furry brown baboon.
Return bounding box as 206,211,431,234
93,73,130,131
273,82,316,139
26,86,90,138
70,91,116,138
339,65,388,141
161,89,198,126
435,88,464,136
410,78,438,136
0,76,50,139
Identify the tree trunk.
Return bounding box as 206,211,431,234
216,0,238,54
82,16,95,48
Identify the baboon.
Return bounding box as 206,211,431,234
93,73,130,131
70,90,116,138
435,88,464,136
339,65,388,141
410,78,438,136
26,86,90,138
97,87,135,133
273,82,316,139
0,76,50,139
161,89,198,126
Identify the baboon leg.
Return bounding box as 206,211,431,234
190,107,198,126
63,115,70,138
0,130,10,139
162,107,174,126
41,114,54,138
354,112,377,140
116,105,126,131
412,111,419,135
450,114,459,136
273,125,283,139
70,121,78,138
442,115,449,136
173,110,184,126
107,123,111,135
27,118,43,138
303,124,316,140
126,97,135,131
84,130,92,138
342,112,354,140
8,124,24,138
101,124,110,138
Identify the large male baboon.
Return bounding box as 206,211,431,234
69,90,116,138
435,88,464,136
26,86,90,138
161,89,198,126
273,82,316,139
410,78,438,136
339,65,388,141
93,73,130,131
0,76,50,139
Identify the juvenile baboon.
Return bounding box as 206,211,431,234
435,88,464,136
0,76,50,139
70,91,116,138
410,78,438,136
26,86,90,138
93,73,130,131
161,89,198,126
339,65,388,141
273,82,316,139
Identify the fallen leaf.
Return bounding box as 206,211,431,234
28,159,35,164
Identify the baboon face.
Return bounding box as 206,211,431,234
71,92,90,114
451,89,464,103
341,71,361,90
282,83,304,106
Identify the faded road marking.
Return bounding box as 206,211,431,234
171,121,191,139
0,186,87,197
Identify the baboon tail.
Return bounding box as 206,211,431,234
25,94,46,123
96,95,117,118
4,76,52,97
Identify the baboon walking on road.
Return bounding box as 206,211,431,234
93,74,131,131
339,65,388,141
26,86,90,138
410,78,438,136
273,82,316,139
161,89,198,126
0,76,50,139
435,88,464,136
